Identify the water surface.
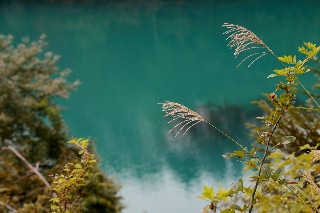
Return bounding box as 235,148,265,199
1,1,320,212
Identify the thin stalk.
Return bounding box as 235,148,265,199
297,79,320,108
285,184,318,213
296,106,320,111
204,120,245,150
204,120,258,159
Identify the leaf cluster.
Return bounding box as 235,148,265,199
50,138,97,213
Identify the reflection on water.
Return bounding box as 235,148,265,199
1,1,320,212
120,161,239,213
103,103,256,185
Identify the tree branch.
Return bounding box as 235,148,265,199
0,201,17,213
2,146,50,188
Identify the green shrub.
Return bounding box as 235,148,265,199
0,35,123,212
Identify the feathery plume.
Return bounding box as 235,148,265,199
159,101,204,137
301,170,320,194
222,23,275,67
159,101,244,149
311,150,320,165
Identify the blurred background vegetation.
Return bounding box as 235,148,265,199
0,34,123,212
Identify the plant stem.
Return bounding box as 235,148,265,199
297,79,320,108
285,184,318,213
205,121,258,159
295,106,320,111
205,121,244,150
248,112,283,213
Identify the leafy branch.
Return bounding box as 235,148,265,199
248,112,283,212
50,138,97,213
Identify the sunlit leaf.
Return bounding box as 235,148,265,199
299,144,312,150
74,164,82,169
198,186,215,200
220,208,235,213
261,165,272,178
271,167,284,181
236,178,243,191
278,55,296,64
222,150,244,159
267,74,278,78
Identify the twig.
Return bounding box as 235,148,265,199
2,146,50,188
0,201,17,213
295,106,320,111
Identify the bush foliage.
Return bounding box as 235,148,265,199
0,35,123,212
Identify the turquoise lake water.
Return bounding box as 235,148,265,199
1,1,320,212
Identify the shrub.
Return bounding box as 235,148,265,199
0,35,123,212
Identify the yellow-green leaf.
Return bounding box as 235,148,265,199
75,164,82,169
200,185,215,200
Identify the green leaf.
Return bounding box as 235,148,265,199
74,164,82,169
274,69,286,75
244,159,258,171
281,136,296,145
267,74,278,78
50,205,59,210
295,67,305,74
236,178,243,191
220,208,235,213
222,150,244,159
49,197,60,203
250,148,256,156
222,152,233,159
271,167,284,181
79,138,90,148
305,41,316,50
67,138,78,145
274,167,284,175
299,144,312,150
278,55,296,64
89,160,97,164
261,165,272,178
234,150,244,158
298,46,307,54
231,204,243,211
199,185,215,200
299,42,320,58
